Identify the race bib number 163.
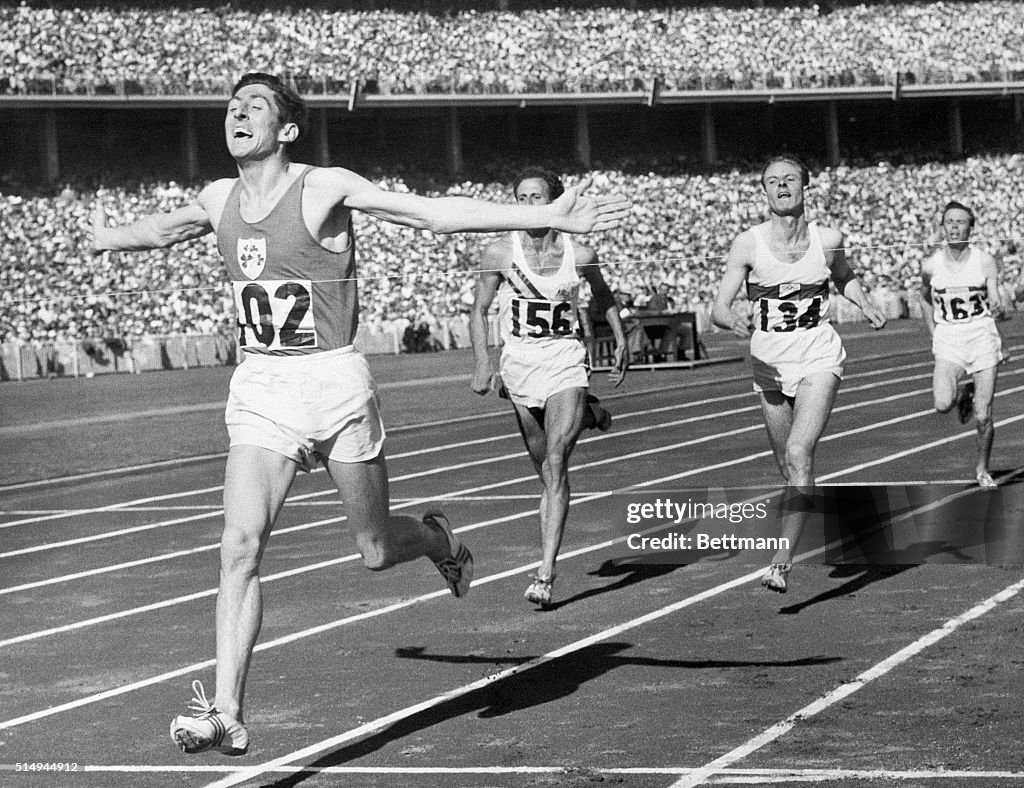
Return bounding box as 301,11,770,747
232,279,317,349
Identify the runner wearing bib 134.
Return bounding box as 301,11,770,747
712,155,886,594
747,220,847,398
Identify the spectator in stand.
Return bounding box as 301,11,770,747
2,2,1024,96
3,155,1024,346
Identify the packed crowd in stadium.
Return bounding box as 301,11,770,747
2,1,1023,95
3,155,1023,345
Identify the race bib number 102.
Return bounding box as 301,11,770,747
233,279,317,348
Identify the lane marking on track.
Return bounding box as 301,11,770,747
3,384,1024,644
0,485,225,530
11,765,1023,780
667,573,1024,788
0,372,491,439
197,472,1024,788
0,341,968,495
0,361,941,527
198,565,768,788
0,378,941,572
2,412,1020,734
0,365,955,537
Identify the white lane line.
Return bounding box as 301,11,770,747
23,765,1024,780
0,485,225,530
200,565,770,788
4,383,1021,642
0,400,1009,731
198,475,1022,788
3,369,916,546
667,574,1024,788
0,359,948,524
0,373,723,492
0,340,1009,501
0,496,630,730
818,410,1024,480
0,453,230,493
0,373,477,438
0,485,342,558
205,479,1024,788
1,386,745,528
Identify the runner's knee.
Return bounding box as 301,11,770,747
541,446,571,483
219,526,265,575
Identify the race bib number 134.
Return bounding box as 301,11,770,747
232,279,317,348
758,296,824,332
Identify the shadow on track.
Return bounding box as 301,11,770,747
260,642,841,787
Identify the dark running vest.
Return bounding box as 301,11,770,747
218,166,358,355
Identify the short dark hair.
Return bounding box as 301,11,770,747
941,200,975,227
513,167,564,201
231,72,308,143
760,155,810,188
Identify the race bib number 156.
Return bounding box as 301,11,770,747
511,298,574,338
232,279,317,349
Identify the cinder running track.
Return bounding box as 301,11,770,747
2,321,1023,788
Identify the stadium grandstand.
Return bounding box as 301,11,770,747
1,0,1023,377
2,1,1024,94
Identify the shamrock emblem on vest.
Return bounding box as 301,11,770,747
238,237,267,279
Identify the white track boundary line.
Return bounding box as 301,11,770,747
0,357,951,525
5,765,1020,780
4,384,1023,644
0,340,948,493
203,422,1024,787
0,485,225,530
199,475,1024,788
2,761,1015,777
0,348,1019,775
200,566,769,788
0,421,1015,732
668,574,1024,788
0,368,946,549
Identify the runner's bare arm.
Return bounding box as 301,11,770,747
711,232,754,338
579,249,628,386
311,168,631,235
825,230,886,330
89,180,233,252
919,260,937,337
469,244,504,395
980,252,1005,317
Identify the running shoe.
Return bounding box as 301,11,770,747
424,510,473,598
976,471,998,490
524,575,555,607
956,380,975,424
169,680,248,756
583,394,612,432
760,563,792,594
